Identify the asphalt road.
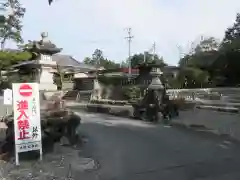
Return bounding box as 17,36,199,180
75,111,240,180
1,104,240,179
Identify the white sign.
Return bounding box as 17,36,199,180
3,89,12,105
12,83,42,165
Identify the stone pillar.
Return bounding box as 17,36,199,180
39,66,57,91
91,78,102,100
38,54,57,91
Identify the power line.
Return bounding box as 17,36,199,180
125,28,133,77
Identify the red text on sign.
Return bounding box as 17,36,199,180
18,120,30,130
16,100,30,140
17,100,29,120
18,129,30,140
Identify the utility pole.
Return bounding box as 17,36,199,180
144,51,146,63
177,45,188,66
152,42,156,61
177,45,182,59
125,28,133,78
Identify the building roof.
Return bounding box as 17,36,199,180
11,53,99,73
52,54,98,72
11,60,39,68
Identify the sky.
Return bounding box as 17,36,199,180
5,0,240,65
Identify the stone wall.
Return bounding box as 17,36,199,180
167,88,240,102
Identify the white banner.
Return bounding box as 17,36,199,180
3,88,12,105
12,83,42,155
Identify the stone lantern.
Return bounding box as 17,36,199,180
148,67,165,101
91,71,102,100
10,32,62,91
93,79,101,100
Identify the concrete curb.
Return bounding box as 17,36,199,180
170,121,240,143
67,103,240,115
196,105,239,113
69,105,136,119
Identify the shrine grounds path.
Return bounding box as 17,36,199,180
75,111,240,180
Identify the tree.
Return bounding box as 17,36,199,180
178,54,191,68
0,0,25,49
212,13,240,85
92,49,103,64
177,37,220,88
99,59,120,69
179,37,220,69
222,13,240,46
83,57,92,65
176,67,209,88
0,50,32,70
177,13,240,87
130,52,166,67
0,4,5,27
83,49,120,69
194,37,219,53
83,49,104,66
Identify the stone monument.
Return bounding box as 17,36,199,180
27,32,62,91
148,66,165,100
91,73,102,100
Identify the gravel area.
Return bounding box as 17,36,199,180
0,143,97,180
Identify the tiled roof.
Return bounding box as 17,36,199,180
11,60,38,68
52,54,98,72
10,53,98,73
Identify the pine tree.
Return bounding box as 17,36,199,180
0,0,25,49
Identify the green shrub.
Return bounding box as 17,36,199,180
123,86,141,100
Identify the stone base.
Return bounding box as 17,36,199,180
39,65,57,91
43,91,64,100
39,83,57,91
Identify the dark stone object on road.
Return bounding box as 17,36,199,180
0,109,81,159
131,89,179,123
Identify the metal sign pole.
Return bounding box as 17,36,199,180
15,151,19,166
6,106,8,116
